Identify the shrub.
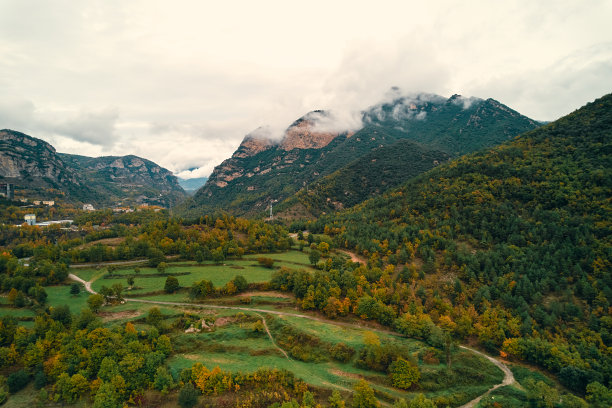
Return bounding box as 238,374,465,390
7,369,30,393
258,257,275,268
389,358,420,389
329,342,355,363
178,383,199,408
164,276,179,293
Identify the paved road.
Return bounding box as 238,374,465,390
71,273,516,405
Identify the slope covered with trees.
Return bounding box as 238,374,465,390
183,93,539,218
276,139,450,218
309,93,612,393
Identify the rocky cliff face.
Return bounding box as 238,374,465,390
0,129,185,206
0,129,90,201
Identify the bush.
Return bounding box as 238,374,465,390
258,257,275,268
178,383,199,408
329,342,355,363
7,370,30,393
164,276,179,293
70,283,80,295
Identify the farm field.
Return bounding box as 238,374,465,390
3,249,551,407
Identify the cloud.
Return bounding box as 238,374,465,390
50,108,119,147
0,0,610,178
0,97,119,147
468,43,612,120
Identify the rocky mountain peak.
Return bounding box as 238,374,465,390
279,110,341,151
233,128,275,159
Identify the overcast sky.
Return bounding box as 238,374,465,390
1,1,611,179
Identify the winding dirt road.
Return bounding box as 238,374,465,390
70,273,516,406
458,345,516,408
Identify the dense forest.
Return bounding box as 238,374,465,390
302,94,611,394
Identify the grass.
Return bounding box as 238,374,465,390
163,307,504,403
92,263,277,295
45,285,90,313
243,250,313,266
0,306,36,318
70,267,107,282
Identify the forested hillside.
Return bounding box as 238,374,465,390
309,93,612,393
183,93,539,218
276,139,450,218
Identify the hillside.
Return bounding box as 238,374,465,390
312,93,612,393
276,139,451,218
0,129,186,207
183,93,539,218
60,153,186,207
0,129,100,202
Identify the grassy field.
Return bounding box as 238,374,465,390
88,263,276,295
45,284,91,313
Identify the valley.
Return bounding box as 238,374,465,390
0,93,609,407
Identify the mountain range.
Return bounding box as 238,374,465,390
0,129,186,207
181,92,540,218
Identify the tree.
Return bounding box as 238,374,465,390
148,248,165,267
154,366,174,394
586,382,612,408
7,369,30,393
50,305,72,326
232,275,248,292
302,391,315,407
127,276,135,288
111,283,124,301
389,358,420,389
88,294,105,312
93,381,121,408
309,249,321,265
329,390,346,408
157,262,168,274
147,307,163,328
394,394,435,408
164,276,179,293
352,380,379,408
178,383,199,408
70,283,80,295
98,357,120,382
257,257,275,268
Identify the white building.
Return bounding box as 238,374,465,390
24,214,36,226
83,204,95,211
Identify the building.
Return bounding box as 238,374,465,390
83,204,95,211
24,214,36,226
42,200,55,206
0,183,14,200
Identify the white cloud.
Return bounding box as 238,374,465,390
0,0,610,177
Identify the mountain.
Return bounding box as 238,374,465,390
0,129,95,202
0,129,186,207
312,93,612,393
276,139,451,218
178,177,208,194
182,93,539,218
59,153,186,207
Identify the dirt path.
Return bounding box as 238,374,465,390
74,275,515,406
68,273,96,294
337,249,366,265
254,312,290,360
457,345,516,408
